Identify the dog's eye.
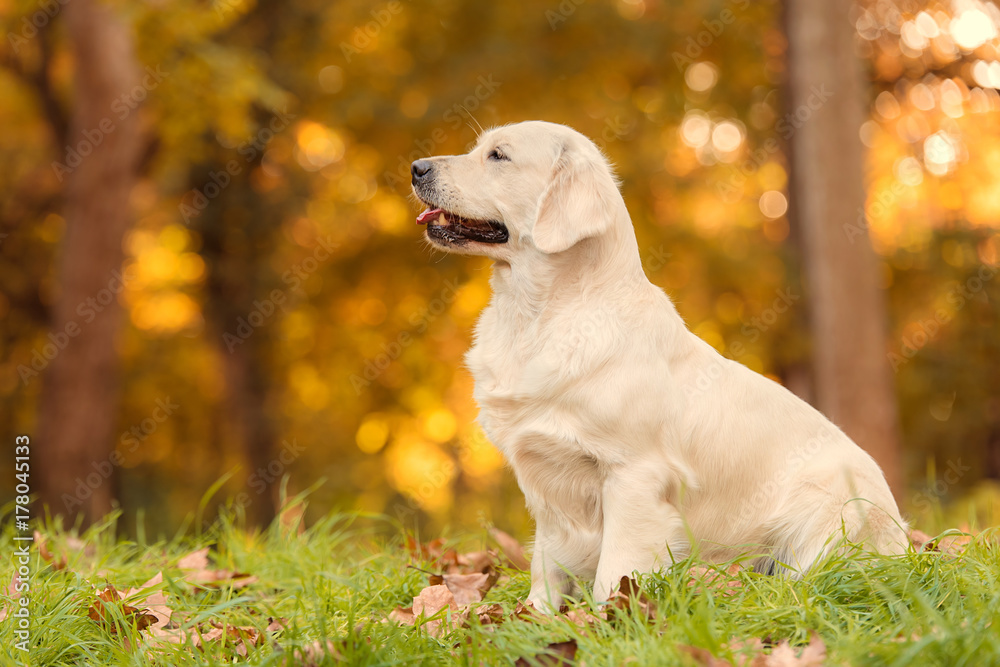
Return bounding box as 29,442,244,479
488,148,509,162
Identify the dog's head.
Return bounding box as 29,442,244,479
410,121,626,259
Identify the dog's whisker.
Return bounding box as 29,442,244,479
463,112,484,138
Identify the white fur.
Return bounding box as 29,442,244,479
412,121,907,610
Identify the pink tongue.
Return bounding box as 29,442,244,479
416,208,444,225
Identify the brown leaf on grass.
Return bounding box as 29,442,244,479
433,571,499,605
295,639,345,665
412,584,465,635
190,621,264,657
456,549,499,574
514,640,578,666
489,527,530,571
680,645,735,667
178,547,210,571
564,607,605,628
405,536,451,566
35,532,68,570
265,617,288,633
606,576,657,619
756,635,826,667
1,571,28,623
87,584,158,635
387,584,468,637
388,606,416,625
277,500,306,537
124,572,172,637
684,635,822,667
909,528,972,556
7,570,22,597
35,531,95,571
938,525,974,555
726,638,766,666
178,547,258,589
474,602,506,625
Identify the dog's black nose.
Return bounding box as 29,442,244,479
411,159,433,181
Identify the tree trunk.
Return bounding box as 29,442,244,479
35,0,142,521
785,0,903,499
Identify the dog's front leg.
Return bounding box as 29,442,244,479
526,519,575,613
592,470,686,602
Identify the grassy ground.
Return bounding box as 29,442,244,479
2,496,1000,666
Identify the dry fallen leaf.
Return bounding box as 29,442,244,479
35,531,95,571
265,617,288,633
295,638,345,665
473,602,506,626
190,621,264,657
405,536,450,565
388,606,416,625
35,532,68,571
606,576,657,620
758,635,826,667
277,500,306,537
680,644,736,667
456,550,499,573
124,572,172,638
514,640,578,666
910,528,973,556
429,571,498,605
413,584,462,633
563,607,605,628
489,528,530,571
387,584,469,637
178,547,257,589
683,635,824,667
87,584,158,635
178,547,210,571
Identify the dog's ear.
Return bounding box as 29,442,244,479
532,145,619,254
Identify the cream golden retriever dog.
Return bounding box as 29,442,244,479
410,120,907,610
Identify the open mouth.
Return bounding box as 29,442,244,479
416,207,509,244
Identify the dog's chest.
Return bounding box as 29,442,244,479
464,308,627,476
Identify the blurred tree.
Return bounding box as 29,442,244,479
34,0,144,521
785,0,902,497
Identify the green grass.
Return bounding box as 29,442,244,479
3,499,1000,666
